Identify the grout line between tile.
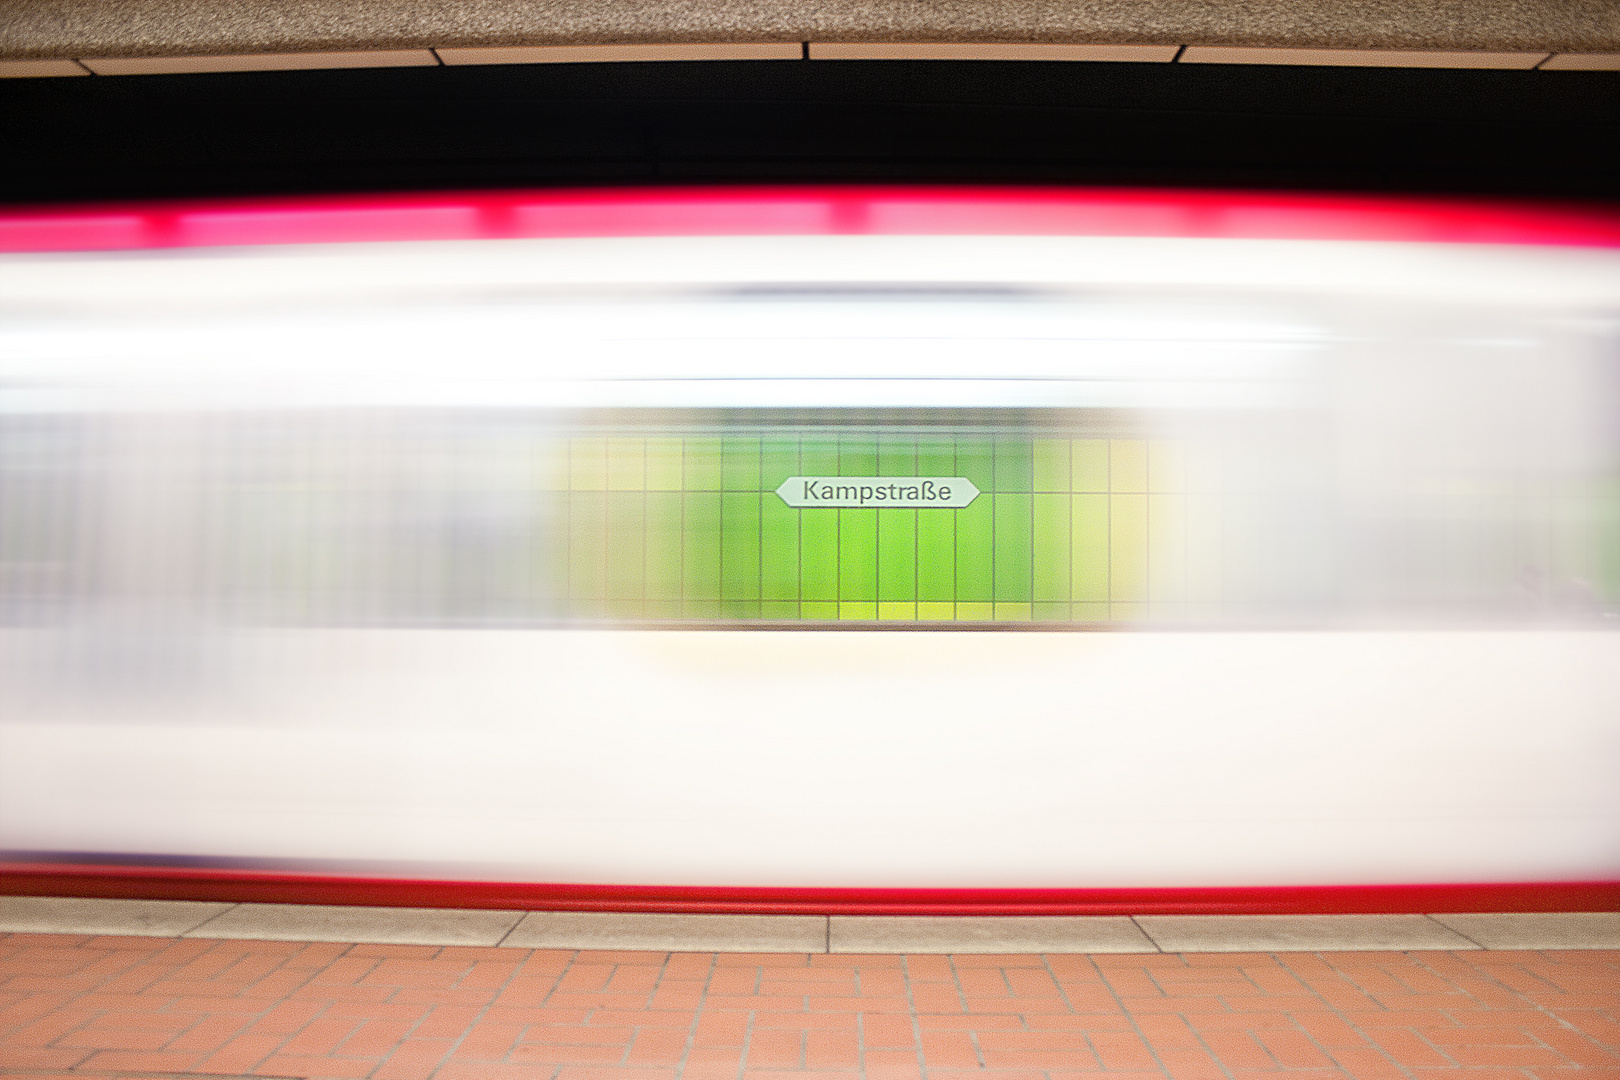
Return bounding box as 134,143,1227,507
823,914,831,953
494,909,525,947
672,949,709,1078
431,927,536,1067
1127,913,1166,951
1305,953,1421,1080
1422,912,1488,950
179,900,241,937
1087,951,1178,1076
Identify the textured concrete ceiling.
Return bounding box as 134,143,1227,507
2,0,1617,59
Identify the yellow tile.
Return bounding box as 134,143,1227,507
838,601,877,620
954,601,993,621
1032,439,1071,492
606,438,646,490
569,438,608,490
993,602,1032,621
1071,493,1109,602
1072,439,1109,492
1110,602,1149,622
801,601,839,620
1032,493,1071,602
644,438,685,490
877,601,917,620
1072,601,1110,622
567,491,608,601
1109,493,1148,602
915,601,955,621
1109,439,1148,493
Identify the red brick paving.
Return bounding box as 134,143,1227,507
1,934,1615,1080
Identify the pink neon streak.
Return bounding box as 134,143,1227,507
1,187,1617,252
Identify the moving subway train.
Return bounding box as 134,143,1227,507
2,188,1619,912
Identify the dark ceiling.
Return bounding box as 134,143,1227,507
4,59,1617,205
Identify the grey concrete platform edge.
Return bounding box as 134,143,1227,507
3,897,1617,952
1,0,1617,61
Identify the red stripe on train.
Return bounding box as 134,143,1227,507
3,863,1615,914
1,186,1619,252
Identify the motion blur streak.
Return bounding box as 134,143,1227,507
2,204,1618,893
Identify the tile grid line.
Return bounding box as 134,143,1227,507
1425,914,1487,949
1446,947,1580,1048
427,935,558,1075
325,939,417,1075
756,436,763,617
943,951,972,1078
1257,950,1336,1072
897,954,929,1080
493,911,524,947
798,434,805,619
1281,951,1415,1080
672,948,718,1080
913,434,923,616
1236,957,1313,1072
978,433,991,615
1474,948,1620,1063
1127,915,1167,953
1257,953,1362,1076
3,939,1607,1080
1312,951,1434,1080
736,985,757,1080
35,934,175,1059
555,432,1172,620
231,937,374,1074
1042,953,1114,1078
633,946,680,1070
1394,950,1512,1065
1144,960,1241,1080
1081,951,1178,1080
178,902,243,938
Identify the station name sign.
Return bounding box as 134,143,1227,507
775,477,980,508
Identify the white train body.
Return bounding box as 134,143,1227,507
2,196,1618,903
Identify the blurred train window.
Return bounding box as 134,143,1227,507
2,199,1619,630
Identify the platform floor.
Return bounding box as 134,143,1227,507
2,901,1617,1080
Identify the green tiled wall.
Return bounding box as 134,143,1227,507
550,430,1209,622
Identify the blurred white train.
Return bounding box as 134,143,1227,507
1,189,1618,912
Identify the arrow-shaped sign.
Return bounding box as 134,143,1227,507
775,476,980,509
